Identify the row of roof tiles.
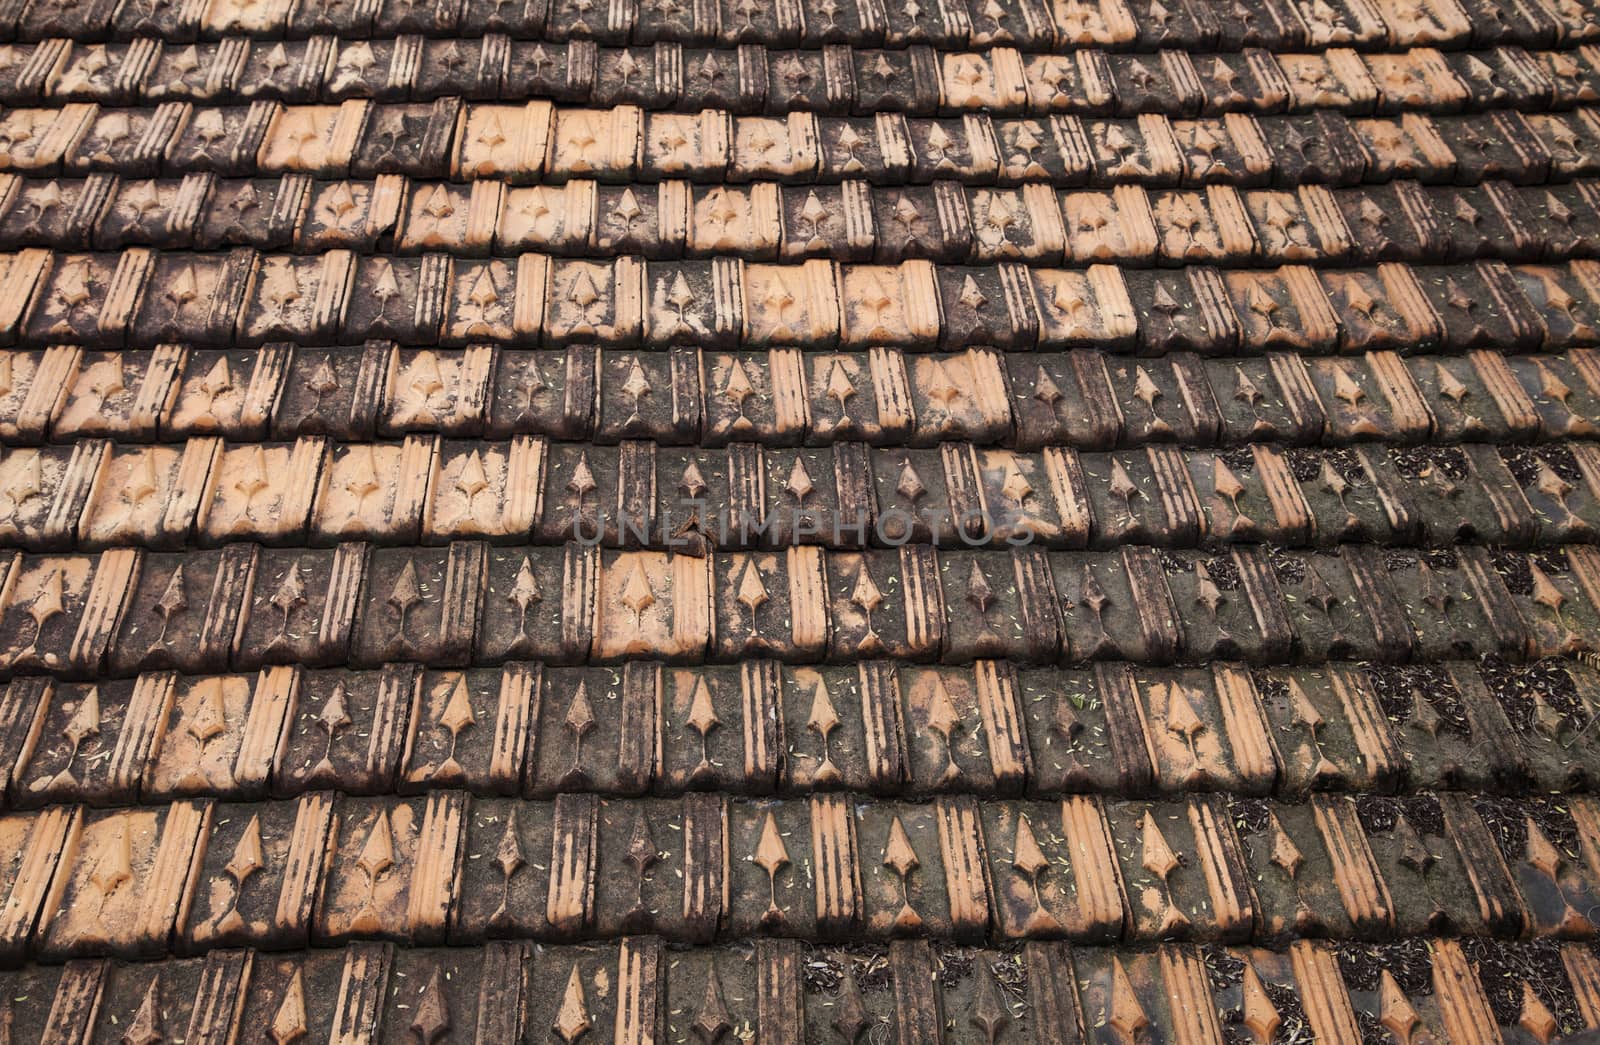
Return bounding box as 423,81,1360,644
0,787,1598,955
0,655,1592,804
6,0,1597,53
0,344,1593,449
4,101,1599,187
0,541,1594,674
1,251,1598,354
5,39,1600,117
8,176,1600,273
7,936,1596,1045
5,434,1600,552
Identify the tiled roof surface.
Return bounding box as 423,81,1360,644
6,0,1600,1041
